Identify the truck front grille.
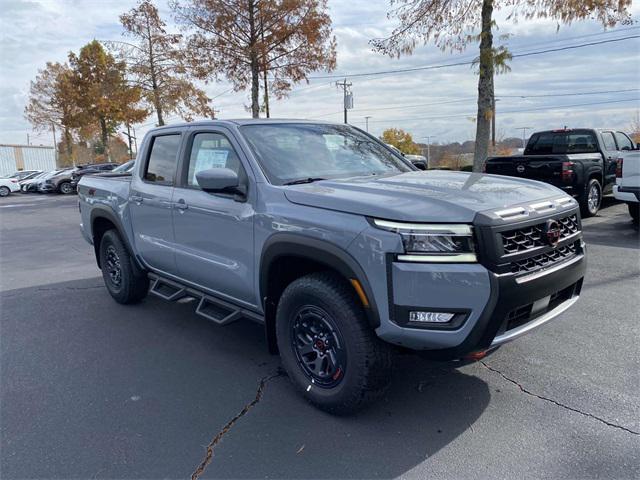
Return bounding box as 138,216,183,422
502,214,579,254
510,242,579,274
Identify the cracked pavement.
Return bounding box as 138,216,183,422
1,194,638,479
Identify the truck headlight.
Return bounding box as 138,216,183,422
372,219,477,263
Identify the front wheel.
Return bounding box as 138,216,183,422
276,272,392,414
0,186,10,197
58,181,74,195
580,178,602,217
99,229,149,304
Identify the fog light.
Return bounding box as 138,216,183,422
409,311,454,323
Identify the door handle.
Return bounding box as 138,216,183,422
131,195,143,203
174,199,188,210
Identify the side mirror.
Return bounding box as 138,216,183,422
195,168,246,198
410,160,427,170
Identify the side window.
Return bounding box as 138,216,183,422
186,132,243,188
615,132,634,151
145,134,181,184
601,132,617,151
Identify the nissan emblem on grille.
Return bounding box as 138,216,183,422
543,219,562,247
516,164,525,173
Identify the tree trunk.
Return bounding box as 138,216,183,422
99,116,110,162
64,126,74,166
248,0,260,118
263,67,270,118
153,86,164,126
146,16,164,126
472,0,494,172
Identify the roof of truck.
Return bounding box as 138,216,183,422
149,118,335,131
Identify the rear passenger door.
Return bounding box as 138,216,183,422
172,128,256,308
129,131,183,274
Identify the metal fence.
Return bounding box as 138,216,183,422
0,144,57,176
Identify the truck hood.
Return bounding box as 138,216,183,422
283,170,566,223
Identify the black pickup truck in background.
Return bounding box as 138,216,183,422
485,128,638,216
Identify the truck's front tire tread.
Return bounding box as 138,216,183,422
276,271,392,415
99,229,149,304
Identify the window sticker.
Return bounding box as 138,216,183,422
195,149,229,171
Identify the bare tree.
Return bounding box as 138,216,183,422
24,62,78,160
110,0,214,126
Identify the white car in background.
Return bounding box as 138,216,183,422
0,177,21,197
614,150,639,224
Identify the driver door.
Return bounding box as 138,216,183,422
172,128,256,308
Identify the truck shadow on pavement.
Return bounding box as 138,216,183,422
1,278,490,479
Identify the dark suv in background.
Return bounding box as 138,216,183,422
70,163,118,189
39,168,76,194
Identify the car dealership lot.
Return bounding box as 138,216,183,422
1,194,638,479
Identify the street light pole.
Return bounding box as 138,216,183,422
423,136,433,166
516,127,532,149
364,116,372,132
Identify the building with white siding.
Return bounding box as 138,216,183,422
0,144,57,176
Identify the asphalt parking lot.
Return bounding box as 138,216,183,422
1,193,638,479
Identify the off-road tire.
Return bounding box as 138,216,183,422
58,181,74,195
580,178,602,217
0,186,10,197
99,229,149,304
276,271,392,415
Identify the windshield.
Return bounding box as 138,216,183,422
525,131,599,155
240,123,412,185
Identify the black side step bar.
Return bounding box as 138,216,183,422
148,273,263,326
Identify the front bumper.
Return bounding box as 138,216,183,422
378,251,585,359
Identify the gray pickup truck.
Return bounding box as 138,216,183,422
79,120,586,413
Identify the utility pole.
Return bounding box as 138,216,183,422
121,123,137,159
364,116,372,132
516,127,532,149
26,133,30,146
132,126,138,156
336,78,353,124
491,97,500,149
211,108,221,119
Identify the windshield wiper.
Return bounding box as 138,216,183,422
283,177,326,186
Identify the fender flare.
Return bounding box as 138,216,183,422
89,206,141,269
259,233,380,329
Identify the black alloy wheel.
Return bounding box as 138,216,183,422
291,305,347,388
104,245,122,290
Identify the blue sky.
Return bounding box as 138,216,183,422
1,0,639,147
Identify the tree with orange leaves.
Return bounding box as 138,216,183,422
172,0,337,118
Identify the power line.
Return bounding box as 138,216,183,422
497,88,640,99
356,98,640,125
311,88,638,118
305,35,640,80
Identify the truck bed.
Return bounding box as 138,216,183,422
485,152,601,191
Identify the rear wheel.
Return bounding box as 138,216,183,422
99,229,149,304
0,186,10,197
276,272,392,414
580,178,602,217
